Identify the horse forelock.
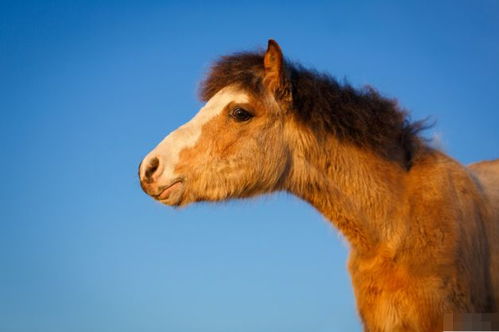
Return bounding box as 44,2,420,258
199,51,266,102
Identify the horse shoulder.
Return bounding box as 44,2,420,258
350,152,496,331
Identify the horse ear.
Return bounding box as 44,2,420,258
263,40,291,104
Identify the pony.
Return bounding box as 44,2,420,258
139,40,499,331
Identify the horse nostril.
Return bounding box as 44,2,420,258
144,157,160,183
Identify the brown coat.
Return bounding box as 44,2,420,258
140,40,499,331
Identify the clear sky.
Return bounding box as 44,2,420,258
1,1,498,331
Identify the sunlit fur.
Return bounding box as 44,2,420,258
140,40,499,331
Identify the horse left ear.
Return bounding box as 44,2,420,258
264,40,291,104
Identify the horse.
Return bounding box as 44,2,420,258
139,40,499,331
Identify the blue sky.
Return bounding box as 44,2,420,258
1,1,498,331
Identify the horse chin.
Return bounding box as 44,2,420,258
157,182,185,207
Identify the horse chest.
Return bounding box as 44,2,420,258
348,253,443,331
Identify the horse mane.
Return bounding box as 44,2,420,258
200,51,429,169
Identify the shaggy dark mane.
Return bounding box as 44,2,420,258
200,52,266,101
200,51,428,168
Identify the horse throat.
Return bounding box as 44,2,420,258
284,132,407,253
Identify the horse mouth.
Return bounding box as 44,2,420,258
154,179,184,205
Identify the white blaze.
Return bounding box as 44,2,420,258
141,86,249,184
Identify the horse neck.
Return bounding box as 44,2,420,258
284,125,407,253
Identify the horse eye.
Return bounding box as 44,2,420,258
230,108,253,122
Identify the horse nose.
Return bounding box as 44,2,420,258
140,157,161,183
